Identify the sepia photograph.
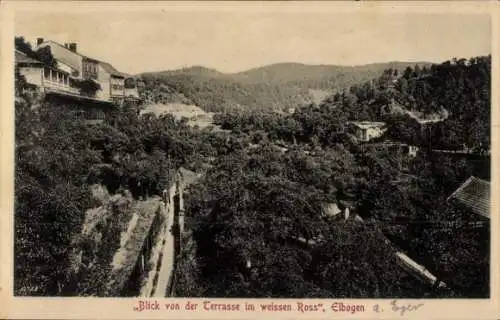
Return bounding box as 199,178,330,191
7,2,493,305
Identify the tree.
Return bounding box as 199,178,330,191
15,36,57,68
413,64,422,77
403,66,413,79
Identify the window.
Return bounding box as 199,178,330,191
83,62,98,79
124,78,136,89
44,67,50,79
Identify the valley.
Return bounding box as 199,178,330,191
14,39,491,299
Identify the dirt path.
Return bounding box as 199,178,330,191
153,202,176,297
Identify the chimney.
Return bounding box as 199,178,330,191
69,43,77,52
36,38,44,46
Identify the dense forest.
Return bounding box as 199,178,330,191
138,62,427,113
330,57,491,152
213,56,491,152
15,53,490,298
176,56,491,298
177,139,488,297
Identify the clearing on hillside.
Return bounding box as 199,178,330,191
141,103,217,129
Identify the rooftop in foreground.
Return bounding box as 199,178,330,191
447,176,490,219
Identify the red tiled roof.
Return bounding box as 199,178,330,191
447,176,490,219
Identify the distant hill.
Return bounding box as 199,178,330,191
161,66,227,79
231,62,431,86
139,62,431,112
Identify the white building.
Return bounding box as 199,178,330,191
349,121,387,142
32,38,141,104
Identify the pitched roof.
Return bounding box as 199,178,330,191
37,39,136,79
99,61,127,78
349,121,386,130
447,176,490,219
99,61,138,79
37,40,85,58
15,50,43,65
36,40,82,71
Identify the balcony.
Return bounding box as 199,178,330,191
111,84,125,97
43,67,79,95
42,67,112,104
43,78,80,95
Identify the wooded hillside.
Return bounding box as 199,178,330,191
176,56,491,298
139,62,429,112
14,54,490,299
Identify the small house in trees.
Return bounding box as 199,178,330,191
402,144,419,158
447,176,490,221
322,202,344,219
349,121,387,142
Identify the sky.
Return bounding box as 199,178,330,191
14,7,491,75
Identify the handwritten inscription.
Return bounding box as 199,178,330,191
373,300,424,316
390,299,424,316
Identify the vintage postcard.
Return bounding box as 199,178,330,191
0,1,499,319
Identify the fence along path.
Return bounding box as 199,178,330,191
152,182,178,297
135,173,183,297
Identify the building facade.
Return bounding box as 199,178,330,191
23,38,142,105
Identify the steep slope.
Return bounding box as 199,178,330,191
323,56,490,151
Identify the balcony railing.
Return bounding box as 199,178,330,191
43,80,111,104
41,69,129,105
42,78,80,95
